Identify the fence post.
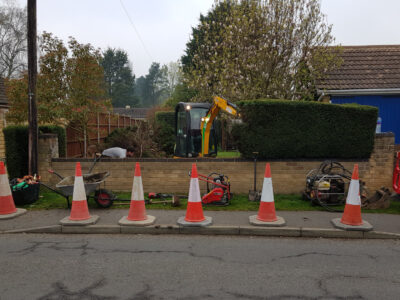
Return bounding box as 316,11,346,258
97,112,100,144
108,112,111,134
117,114,120,128
83,127,87,158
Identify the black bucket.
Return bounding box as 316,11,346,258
10,179,40,205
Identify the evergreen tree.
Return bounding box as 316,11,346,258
101,48,137,107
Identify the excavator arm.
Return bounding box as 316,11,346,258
200,96,238,156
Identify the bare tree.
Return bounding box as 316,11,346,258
0,0,27,79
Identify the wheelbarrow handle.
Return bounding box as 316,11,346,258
47,169,64,180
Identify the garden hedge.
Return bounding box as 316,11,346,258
3,125,66,178
155,111,175,155
232,99,378,159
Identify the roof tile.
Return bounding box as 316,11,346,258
317,45,400,90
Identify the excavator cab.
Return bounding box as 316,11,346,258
174,102,218,157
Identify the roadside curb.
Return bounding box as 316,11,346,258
2,224,400,239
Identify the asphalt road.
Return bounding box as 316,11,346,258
0,234,400,299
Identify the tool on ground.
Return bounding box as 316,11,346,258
146,193,181,207
248,152,261,201
174,96,238,158
190,171,232,206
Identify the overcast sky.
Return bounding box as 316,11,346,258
12,0,400,77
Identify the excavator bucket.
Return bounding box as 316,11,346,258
362,187,391,209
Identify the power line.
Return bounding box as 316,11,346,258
119,0,153,62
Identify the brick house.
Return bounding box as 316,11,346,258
317,45,400,144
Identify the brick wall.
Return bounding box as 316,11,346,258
40,133,395,195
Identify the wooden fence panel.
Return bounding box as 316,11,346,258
66,112,142,157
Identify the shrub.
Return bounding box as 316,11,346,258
3,126,29,179
154,111,175,156
3,125,66,178
232,99,378,159
103,127,138,150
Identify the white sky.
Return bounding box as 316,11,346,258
11,0,400,77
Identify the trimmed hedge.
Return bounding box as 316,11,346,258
3,125,66,178
154,111,175,155
3,126,29,179
232,99,378,159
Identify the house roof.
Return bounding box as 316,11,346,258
0,78,9,107
113,107,150,119
317,45,400,92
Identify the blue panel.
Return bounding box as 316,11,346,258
331,95,400,143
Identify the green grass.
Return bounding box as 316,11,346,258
20,186,400,215
216,150,241,158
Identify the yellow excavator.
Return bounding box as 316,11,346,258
174,96,238,158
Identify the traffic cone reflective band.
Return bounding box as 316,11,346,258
185,163,206,222
340,164,363,226
256,163,277,222
0,161,17,215
69,162,91,221
127,162,148,221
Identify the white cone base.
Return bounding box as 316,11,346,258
249,215,286,227
0,208,27,220
119,215,156,226
177,216,212,227
331,218,373,232
60,215,99,226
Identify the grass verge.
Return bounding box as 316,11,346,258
19,186,400,215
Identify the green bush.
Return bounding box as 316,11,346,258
232,99,378,159
154,111,175,155
3,126,29,179
103,127,138,150
3,125,66,178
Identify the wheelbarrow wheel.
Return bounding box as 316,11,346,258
94,189,115,208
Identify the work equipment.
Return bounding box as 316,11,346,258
197,172,232,206
174,96,238,158
303,160,390,211
303,161,355,211
248,152,261,201
146,193,181,207
45,169,115,208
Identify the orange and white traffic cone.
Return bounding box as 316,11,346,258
177,163,212,227
331,164,373,231
119,162,155,226
0,161,26,220
249,163,285,226
60,162,99,225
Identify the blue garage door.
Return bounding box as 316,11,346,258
331,95,400,144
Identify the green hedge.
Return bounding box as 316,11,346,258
232,99,378,159
3,125,66,178
155,111,175,155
